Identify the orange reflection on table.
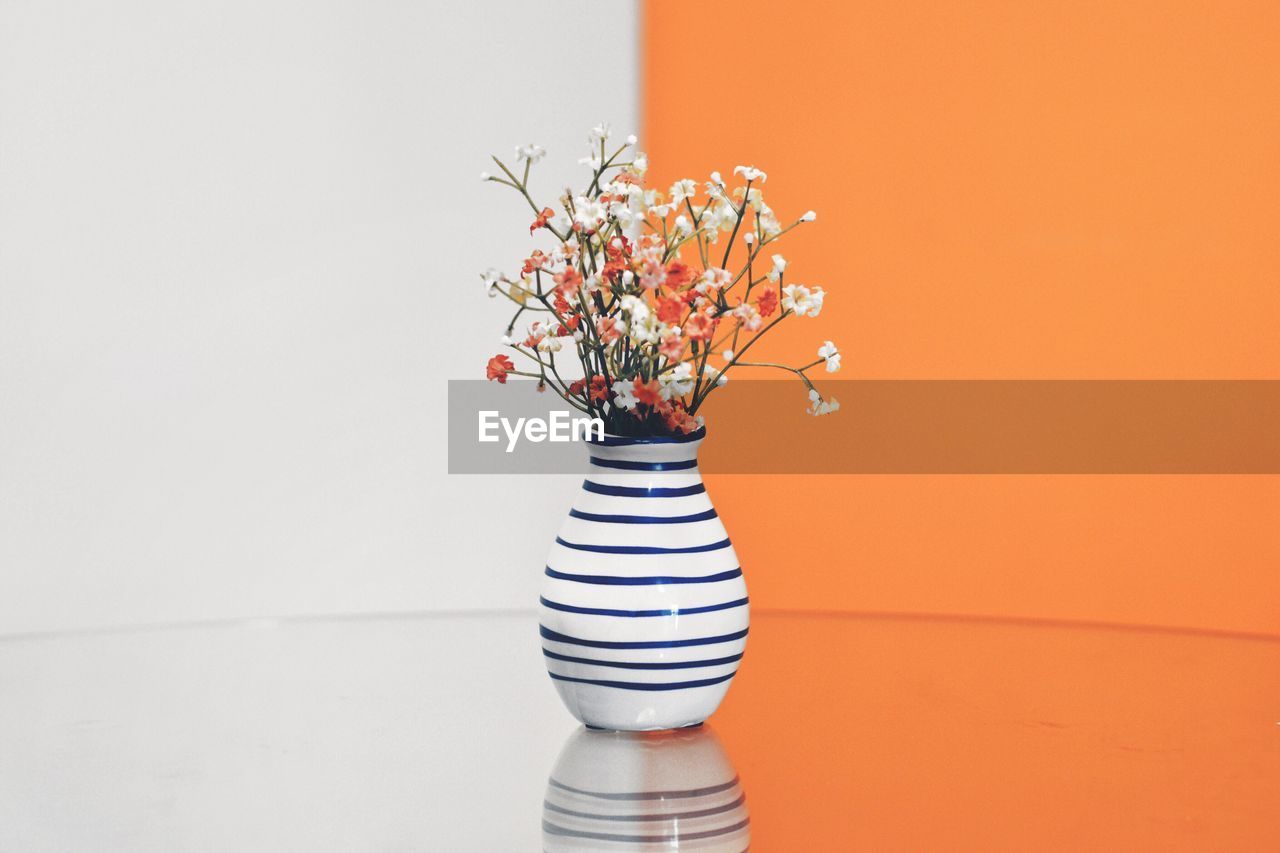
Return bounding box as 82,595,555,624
713,613,1280,851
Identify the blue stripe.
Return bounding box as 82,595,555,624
540,596,748,618
582,481,706,498
540,625,749,649
547,670,736,691
569,508,718,525
588,426,706,446
543,649,744,670
588,457,698,471
545,566,743,586
555,536,731,555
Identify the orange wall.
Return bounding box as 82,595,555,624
643,0,1280,635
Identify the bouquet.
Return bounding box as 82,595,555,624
481,124,841,436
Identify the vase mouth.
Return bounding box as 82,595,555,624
587,426,707,446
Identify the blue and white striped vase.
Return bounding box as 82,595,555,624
539,426,749,731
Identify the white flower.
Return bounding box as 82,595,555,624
768,254,787,282
481,268,503,297
705,201,738,232
631,313,660,344
626,133,638,145
695,267,731,295
734,165,767,183
818,340,842,373
589,122,611,143
758,203,782,238
612,380,639,410
807,389,840,416
648,204,672,218
619,295,659,343
673,214,692,235
709,171,725,188
537,332,563,353
500,335,513,345
578,154,603,170
515,143,546,163
573,331,585,343
744,232,755,245
658,362,696,400
800,210,817,222
716,371,728,386
782,284,825,317
609,200,641,228
619,294,649,319
631,153,648,175
729,302,762,331
734,186,763,210
479,171,491,181
669,179,698,205
573,197,607,232
600,178,635,197
722,350,735,362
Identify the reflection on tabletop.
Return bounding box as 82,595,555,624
543,724,749,852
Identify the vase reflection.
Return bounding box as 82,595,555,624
543,724,750,851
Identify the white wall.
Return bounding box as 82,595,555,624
0,0,639,635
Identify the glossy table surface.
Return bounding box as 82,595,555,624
1,611,1277,851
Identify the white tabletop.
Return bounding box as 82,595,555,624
4,611,1277,851
0,613,578,851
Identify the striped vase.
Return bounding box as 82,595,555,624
539,427,748,731
542,724,750,851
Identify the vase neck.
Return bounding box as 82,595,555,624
585,431,705,472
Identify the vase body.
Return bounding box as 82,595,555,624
543,725,750,851
539,427,749,731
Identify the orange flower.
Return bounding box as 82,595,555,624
568,378,586,396
601,256,628,280
633,378,661,408
606,236,632,260
684,311,716,341
596,316,620,344
658,333,685,362
552,266,583,296
664,260,695,290
521,251,547,275
656,295,685,325
486,354,515,383
665,404,696,435
588,375,610,403
529,207,555,234
756,286,779,318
